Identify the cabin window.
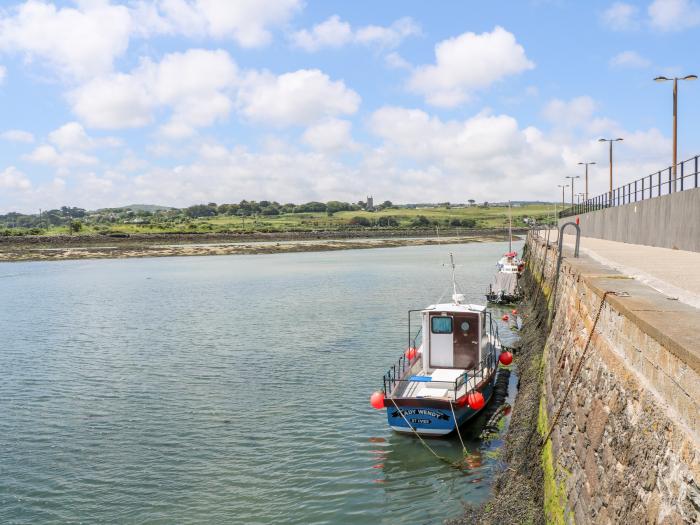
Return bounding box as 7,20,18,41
431,316,453,334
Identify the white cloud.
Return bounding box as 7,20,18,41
600,2,640,30
302,119,357,152
385,52,411,70
369,107,525,165
648,0,700,31
609,50,651,68
408,27,534,107
1,129,34,143
291,15,419,52
24,144,98,168
291,15,353,51
0,166,31,190
355,17,420,48
48,121,121,150
70,72,153,129
135,0,302,47
0,0,131,80
69,49,237,133
237,69,360,127
3,99,674,212
542,96,598,128
0,65,5,84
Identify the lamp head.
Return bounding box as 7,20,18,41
683,74,698,81
654,76,671,82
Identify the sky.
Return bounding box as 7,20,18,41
0,0,699,213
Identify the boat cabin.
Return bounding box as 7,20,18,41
421,301,486,373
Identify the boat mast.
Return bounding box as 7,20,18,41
508,201,512,253
449,252,457,298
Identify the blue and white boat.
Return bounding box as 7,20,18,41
374,255,503,437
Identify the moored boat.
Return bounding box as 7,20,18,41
486,202,524,304
371,254,511,437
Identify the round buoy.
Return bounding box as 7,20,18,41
511,309,518,315
502,314,509,321
467,391,485,410
370,392,385,409
404,347,417,360
499,351,513,366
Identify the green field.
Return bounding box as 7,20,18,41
7,203,557,236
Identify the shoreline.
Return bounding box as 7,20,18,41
0,234,508,263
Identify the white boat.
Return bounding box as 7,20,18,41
486,202,524,304
372,254,506,437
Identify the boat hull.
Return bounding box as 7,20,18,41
386,377,495,437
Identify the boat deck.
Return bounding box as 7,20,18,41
399,367,494,401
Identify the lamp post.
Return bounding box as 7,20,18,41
557,184,569,208
598,138,623,205
578,161,596,201
565,175,580,207
653,74,697,191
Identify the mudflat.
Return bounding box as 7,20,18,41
0,233,508,262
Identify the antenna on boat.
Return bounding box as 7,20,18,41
447,252,465,304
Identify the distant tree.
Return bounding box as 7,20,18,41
185,204,216,218
349,216,372,227
381,200,393,209
377,216,398,227
326,201,350,216
468,199,476,206
410,215,431,227
69,220,82,233
261,206,279,216
296,201,327,213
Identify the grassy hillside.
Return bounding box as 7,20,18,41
18,203,556,236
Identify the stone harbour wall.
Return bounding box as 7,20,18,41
525,233,700,524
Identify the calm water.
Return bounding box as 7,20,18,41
0,241,521,525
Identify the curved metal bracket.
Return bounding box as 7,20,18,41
550,222,581,321
558,221,580,259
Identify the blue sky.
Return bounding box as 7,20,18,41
1,0,699,212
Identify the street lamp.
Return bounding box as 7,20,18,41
654,74,697,191
598,138,623,204
578,161,596,201
565,175,580,207
557,184,569,208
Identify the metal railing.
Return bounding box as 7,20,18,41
559,155,699,218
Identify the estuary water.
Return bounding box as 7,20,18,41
0,240,521,525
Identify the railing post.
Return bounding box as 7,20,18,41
680,161,684,191
640,178,644,200
668,167,672,194
696,156,698,188
658,171,662,197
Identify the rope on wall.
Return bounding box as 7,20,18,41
540,290,618,450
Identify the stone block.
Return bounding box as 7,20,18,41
587,399,609,452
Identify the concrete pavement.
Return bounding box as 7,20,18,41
535,229,700,309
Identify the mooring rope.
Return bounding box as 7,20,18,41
388,397,465,471
449,400,468,457
540,290,615,449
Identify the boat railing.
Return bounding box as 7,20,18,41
383,351,422,395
